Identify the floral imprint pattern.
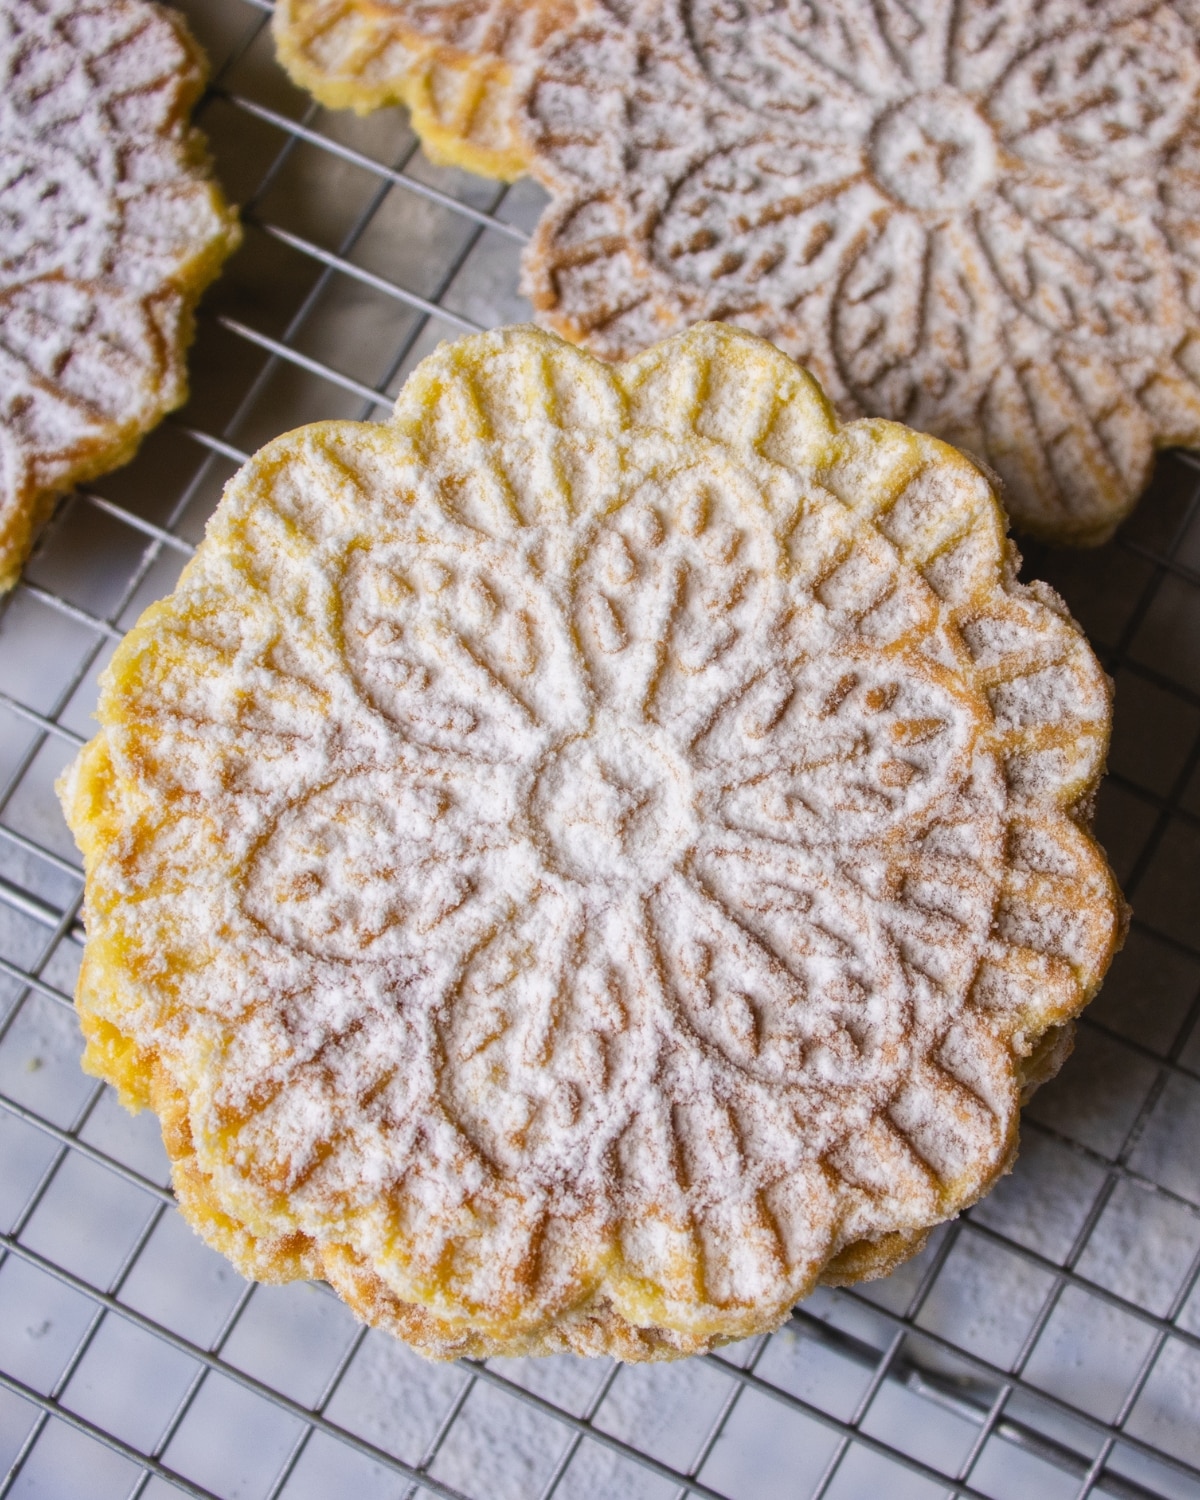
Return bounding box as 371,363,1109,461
273,0,584,179
521,0,1200,544
60,324,1124,1361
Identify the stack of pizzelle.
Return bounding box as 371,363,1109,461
63,322,1127,1360
52,3,1148,1367
276,0,1200,545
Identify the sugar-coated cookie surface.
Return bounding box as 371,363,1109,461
273,0,581,180
0,0,240,592
60,324,1124,1361
522,0,1200,545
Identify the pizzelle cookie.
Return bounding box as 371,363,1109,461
0,0,240,594
60,323,1124,1361
522,0,1200,545
273,0,581,180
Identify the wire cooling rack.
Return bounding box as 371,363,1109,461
3,3,1200,1496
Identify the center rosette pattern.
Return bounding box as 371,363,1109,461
247,485,997,1181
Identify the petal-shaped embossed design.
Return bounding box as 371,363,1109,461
684,0,912,128
705,650,981,845
651,140,879,310
63,326,1123,1361
831,214,1018,440
981,176,1182,351
985,7,1200,170
246,769,505,961
343,539,588,758
439,888,657,1181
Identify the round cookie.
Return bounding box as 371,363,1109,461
60,323,1125,1361
0,0,240,593
273,0,582,181
521,0,1200,545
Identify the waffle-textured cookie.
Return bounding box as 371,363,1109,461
273,0,580,180
522,0,1200,545
60,323,1124,1361
0,0,240,593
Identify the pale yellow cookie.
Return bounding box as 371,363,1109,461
273,0,581,181
0,0,241,593
521,0,1200,545
60,323,1124,1361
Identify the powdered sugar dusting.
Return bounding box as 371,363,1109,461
0,0,239,590
520,0,1200,544
63,324,1123,1358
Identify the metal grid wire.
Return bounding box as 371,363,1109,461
2,2,1200,1495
